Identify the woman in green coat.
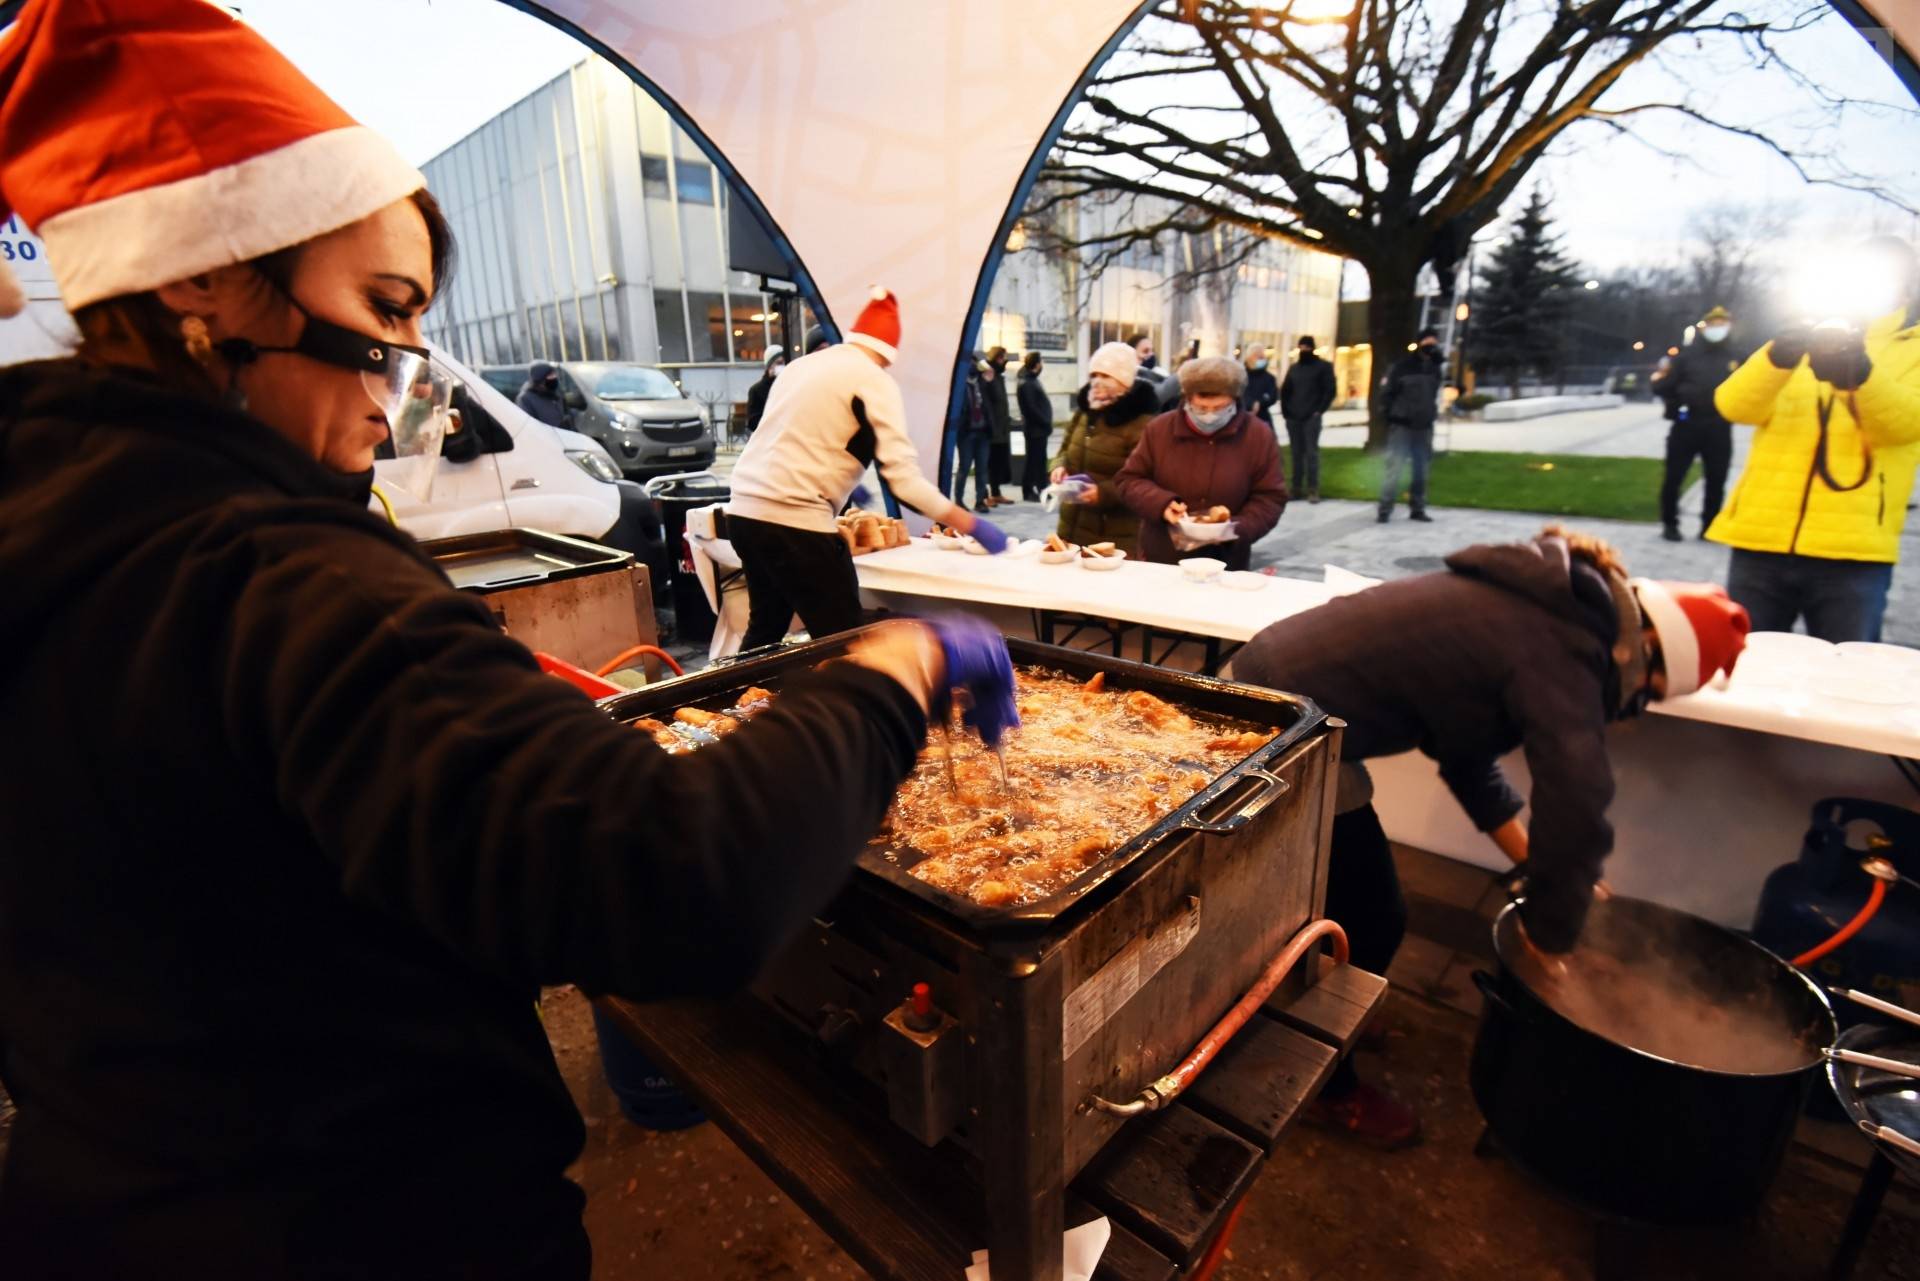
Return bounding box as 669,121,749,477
1049,342,1161,555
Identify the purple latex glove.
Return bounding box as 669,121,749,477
847,483,874,509
969,517,1009,554
928,614,1019,748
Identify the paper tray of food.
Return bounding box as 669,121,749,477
598,629,1323,934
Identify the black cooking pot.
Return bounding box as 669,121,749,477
1471,897,1836,1225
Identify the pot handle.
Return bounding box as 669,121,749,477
1471,969,1534,1021
1181,768,1289,834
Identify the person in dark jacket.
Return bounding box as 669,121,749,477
743,344,784,437
1115,356,1289,570
1240,344,1280,431
982,346,1014,504
1017,350,1053,501
1049,342,1157,555
1657,306,1740,541
0,7,1018,1275
1232,529,1749,1146
516,359,567,427
952,361,995,512
1377,328,1445,522
1279,335,1337,502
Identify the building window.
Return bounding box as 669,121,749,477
687,290,728,361
676,159,715,205
641,154,670,200
1090,319,1158,353
653,288,689,362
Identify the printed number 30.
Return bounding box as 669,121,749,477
0,240,38,262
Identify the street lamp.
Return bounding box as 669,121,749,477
1583,280,1600,291
1455,302,1470,322
1632,340,1645,351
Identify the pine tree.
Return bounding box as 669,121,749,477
1467,190,1582,398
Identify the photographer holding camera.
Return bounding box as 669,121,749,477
1709,237,1920,642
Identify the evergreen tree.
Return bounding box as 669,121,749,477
1468,190,1582,397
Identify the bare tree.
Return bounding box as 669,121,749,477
1029,0,1915,443
1683,202,1798,319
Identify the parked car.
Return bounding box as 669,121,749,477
546,361,716,478
373,345,667,585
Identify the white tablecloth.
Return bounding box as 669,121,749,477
852,540,1345,642
1649,635,1920,758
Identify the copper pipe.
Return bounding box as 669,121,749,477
1089,917,1351,1117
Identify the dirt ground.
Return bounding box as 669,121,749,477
547,985,1919,1281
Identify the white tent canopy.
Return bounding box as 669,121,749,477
540,0,1145,482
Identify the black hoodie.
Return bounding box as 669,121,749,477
1232,534,1623,952
0,360,927,1277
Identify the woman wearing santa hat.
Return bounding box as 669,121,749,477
1230,526,1749,1148
725,286,1011,650
0,1,1017,1275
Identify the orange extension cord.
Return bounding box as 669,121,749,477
1792,877,1888,968
595,644,684,679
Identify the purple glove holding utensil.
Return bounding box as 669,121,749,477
927,614,1019,748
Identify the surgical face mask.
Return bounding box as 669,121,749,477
1187,403,1235,434
1088,379,1120,409
1252,359,1269,371
220,299,455,499
1701,325,1730,344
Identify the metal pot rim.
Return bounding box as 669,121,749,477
1488,898,1836,1079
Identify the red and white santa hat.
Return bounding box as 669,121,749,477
1631,579,1751,697
0,0,425,319
846,287,901,363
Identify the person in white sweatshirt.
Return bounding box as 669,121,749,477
726,288,1007,647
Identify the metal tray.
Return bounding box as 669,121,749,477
420,528,631,593
599,628,1324,935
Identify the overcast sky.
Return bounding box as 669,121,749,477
236,0,1920,294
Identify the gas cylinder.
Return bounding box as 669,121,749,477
1752,797,1920,1017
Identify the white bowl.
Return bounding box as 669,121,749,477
1038,546,1079,565
1223,571,1269,592
1077,549,1127,571
1179,556,1226,583
1175,516,1236,544
929,533,963,550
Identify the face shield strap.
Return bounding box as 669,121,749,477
216,315,428,378
1606,572,1654,721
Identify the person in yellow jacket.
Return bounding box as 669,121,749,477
1710,238,1920,642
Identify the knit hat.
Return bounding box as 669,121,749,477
1631,579,1751,697
763,345,785,370
847,287,901,363
1701,306,1732,324
0,0,426,320
1088,340,1139,387
1178,355,1248,400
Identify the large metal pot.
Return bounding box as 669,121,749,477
1470,897,1836,1225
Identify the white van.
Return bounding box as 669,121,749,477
379,344,662,559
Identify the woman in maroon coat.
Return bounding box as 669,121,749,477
1116,356,1289,569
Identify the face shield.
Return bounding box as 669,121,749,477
363,343,455,501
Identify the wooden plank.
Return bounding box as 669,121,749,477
1076,1104,1263,1267
596,996,977,1281
1180,1012,1338,1153
1264,957,1388,1054
1068,1203,1177,1281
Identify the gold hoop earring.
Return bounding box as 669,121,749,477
180,315,213,365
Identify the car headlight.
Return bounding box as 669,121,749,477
566,449,623,483
616,411,643,430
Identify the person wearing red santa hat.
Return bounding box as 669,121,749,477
726,286,1010,649
0,2,1018,1275
1230,526,1748,1148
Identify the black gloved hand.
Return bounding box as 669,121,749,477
1768,324,1813,370
1809,326,1873,391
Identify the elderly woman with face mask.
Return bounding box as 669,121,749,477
1047,340,1161,555
0,3,1017,1275
1116,355,1290,569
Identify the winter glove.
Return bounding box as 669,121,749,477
1809,326,1873,391
1767,325,1813,370
928,614,1019,748
968,517,1010,555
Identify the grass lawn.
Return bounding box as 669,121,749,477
1313,447,1696,522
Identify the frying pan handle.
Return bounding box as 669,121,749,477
1182,768,1289,834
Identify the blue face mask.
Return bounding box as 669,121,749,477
1252,359,1269,371
1187,404,1235,434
